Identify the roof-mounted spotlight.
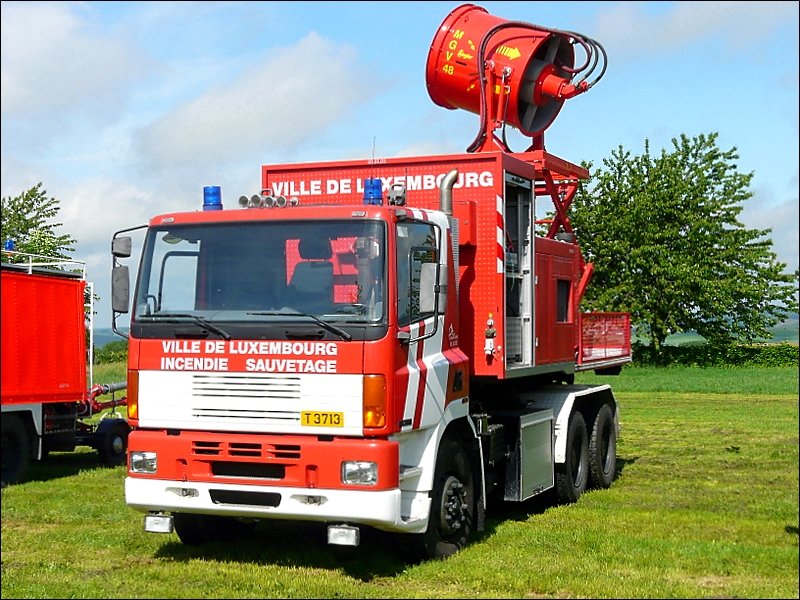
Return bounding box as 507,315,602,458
388,183,407,206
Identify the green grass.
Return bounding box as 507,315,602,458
91,361,128,384
2,364,798,598
577,365,798,395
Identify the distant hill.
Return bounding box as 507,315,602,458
92,328,127,348
664,314,799,346
766,315,800,343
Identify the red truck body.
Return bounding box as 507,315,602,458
1,266,87,406
1,253,129,485
260,150,630,378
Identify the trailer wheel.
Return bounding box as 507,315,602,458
410,438,474,560
555,410,589,504
588,404,616,489
1,415,30,485
173,513,255,545
97,419,130,467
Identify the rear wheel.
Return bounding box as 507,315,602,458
408,438,475,560
588,404,616,489
555,410,589,504
1,415,30,485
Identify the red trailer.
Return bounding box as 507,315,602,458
1,250,129,485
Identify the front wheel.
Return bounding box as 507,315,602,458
408,438,475,560
555,410,589,504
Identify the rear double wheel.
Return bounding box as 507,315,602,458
588,403,617,489
555,410,589,504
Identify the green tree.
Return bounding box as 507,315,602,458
1,183,75,259
570,132,798,353
1,183,96,328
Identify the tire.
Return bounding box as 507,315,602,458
1,415,30,485
555,410,589,504
97,419,130,467
173,513,255,546
408,438,475,560
588,404,617,489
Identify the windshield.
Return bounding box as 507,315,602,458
133,220,386,325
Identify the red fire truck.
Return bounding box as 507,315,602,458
1,249,129,485
112,3,631,558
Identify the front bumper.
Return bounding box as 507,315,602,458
125,477,425,533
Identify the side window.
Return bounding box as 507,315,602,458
159,251,198,311
396,222,438,327
556,279,571,323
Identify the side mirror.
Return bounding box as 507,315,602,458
112,236,132,258
111,265,130,313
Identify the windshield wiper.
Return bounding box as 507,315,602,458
247,311,352,341
140,313,232,340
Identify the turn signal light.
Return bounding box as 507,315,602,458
126,369,139,421
362,375,386,428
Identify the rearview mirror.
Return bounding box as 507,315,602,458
112,236,132,258
111,265,130,313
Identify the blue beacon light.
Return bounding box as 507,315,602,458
362,178,383,206
203,186,223,211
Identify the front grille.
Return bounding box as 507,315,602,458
210,490,281,507
228,442,261,457
191,440,301,460
192,373,301,399
189,373,303,423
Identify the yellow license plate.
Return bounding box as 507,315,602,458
301,411,344,427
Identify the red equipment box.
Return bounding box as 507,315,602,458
1,266,87,406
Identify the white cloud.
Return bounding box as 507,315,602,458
741,179,799,273
136,32,370,171
595,1,797,56
58,178,158,248
0,1,145,119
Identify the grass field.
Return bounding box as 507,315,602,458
2,364,797,599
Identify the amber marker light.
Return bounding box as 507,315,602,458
362,374,386,428
126,369,139,421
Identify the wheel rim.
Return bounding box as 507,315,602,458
439,475,468,536
111,435,125,455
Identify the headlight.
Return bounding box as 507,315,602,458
341,461,377,486
130,451,158,474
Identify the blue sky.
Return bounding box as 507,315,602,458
2,1,798,329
